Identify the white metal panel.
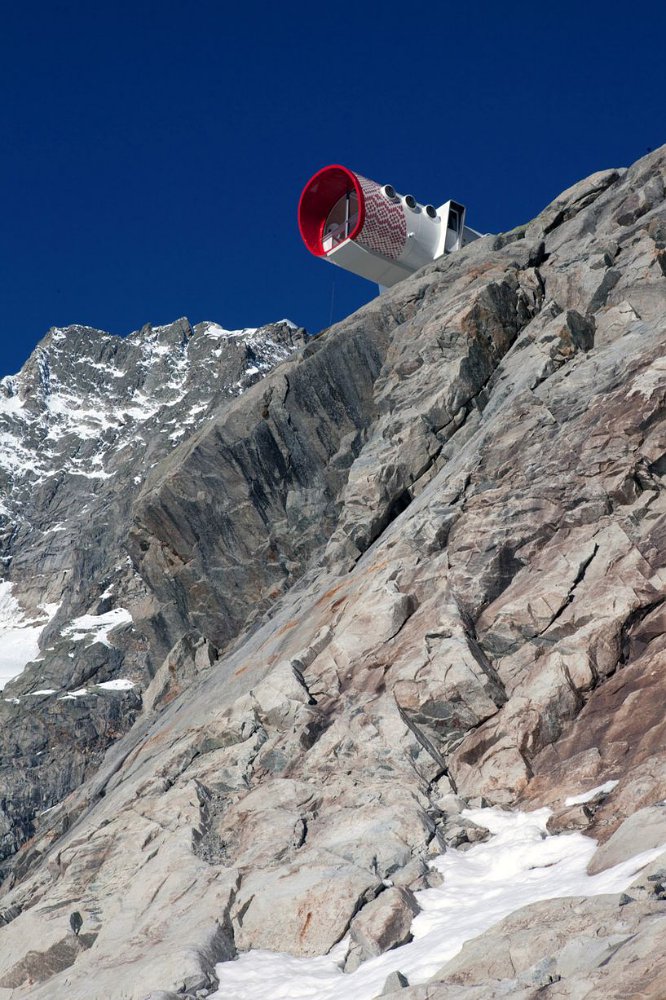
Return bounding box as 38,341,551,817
327,239,414,287
395,204,442,270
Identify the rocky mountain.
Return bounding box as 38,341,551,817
0,146,664,1000
0,318,306,859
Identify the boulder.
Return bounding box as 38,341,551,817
345,887,420,969
588,805,666,875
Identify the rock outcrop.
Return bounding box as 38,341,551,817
0,146,663,999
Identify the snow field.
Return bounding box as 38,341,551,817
211,805,665,1000
0,584,59,690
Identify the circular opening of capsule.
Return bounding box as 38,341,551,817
425,204,437,219
381,184,397,201
298,165,366,257
404,194,417,210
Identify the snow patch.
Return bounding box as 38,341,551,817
188,402,209,417
97,678,135,691
60,687,89,699
0,584,58,690
0,393,26,416
64,466,113,480
61,607,132,647
565,780,619,806
200,322,259,340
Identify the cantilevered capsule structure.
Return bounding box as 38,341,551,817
298,164,482,289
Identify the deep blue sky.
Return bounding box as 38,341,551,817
1,1,664,377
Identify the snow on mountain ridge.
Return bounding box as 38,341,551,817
0,314,307,697
0,317,305,520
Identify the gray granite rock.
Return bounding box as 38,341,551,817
346,887,420,969
380,969,410,993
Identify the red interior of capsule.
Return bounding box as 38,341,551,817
297,165,365,256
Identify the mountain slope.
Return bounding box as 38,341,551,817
0,147,664,1000
0,318,306,861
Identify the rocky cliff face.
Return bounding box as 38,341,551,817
0,147,664,1000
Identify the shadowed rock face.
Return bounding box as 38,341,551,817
0,147,664,999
